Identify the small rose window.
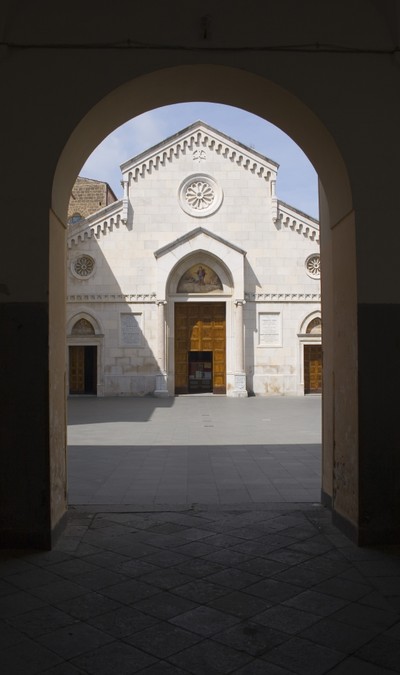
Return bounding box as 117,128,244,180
73,255,95,278
305,254,320,279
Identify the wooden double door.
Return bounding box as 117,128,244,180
175,302,226,394
69,345,97,395
304,344,322,394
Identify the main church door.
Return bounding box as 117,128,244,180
175,302,226,394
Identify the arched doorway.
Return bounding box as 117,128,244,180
166,253,235,396
67,313,104,396
298,312,322,395
156,228,250,398
48,65,356,544
303,316,322,395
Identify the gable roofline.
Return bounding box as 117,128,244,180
121,120,279,182
121,121,279,171
276,199,320,244
67,199,123,248
74,197,123,226
154,226,247,259
278,199,319,226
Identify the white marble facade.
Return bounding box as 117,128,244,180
67,122,321,397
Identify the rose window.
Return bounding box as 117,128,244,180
185,181,215,210
305,254,321,278
73,255,95,277
179,174,223,217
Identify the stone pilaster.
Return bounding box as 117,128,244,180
233,300,248,397
154,300,169,396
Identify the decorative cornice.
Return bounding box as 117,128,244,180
67,293,157,303
245,292,321,302
274,200,320,244
67,292,320,303
122,123,278,186
67,200,124,248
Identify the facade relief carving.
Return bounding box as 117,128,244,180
193,149,206,163
306,317,322,334
71,318,95,335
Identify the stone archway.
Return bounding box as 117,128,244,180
164,249,238,397
67,312,104,397
47,65,355,544
155,228,248,397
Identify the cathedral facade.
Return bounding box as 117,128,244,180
67,122,320,398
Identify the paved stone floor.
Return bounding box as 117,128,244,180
1,504,400,674
1,397,400,674
68,396,321,505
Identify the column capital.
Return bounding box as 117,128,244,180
234,299,246,306
157,299,167,306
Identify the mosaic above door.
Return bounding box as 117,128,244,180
177,263,223,293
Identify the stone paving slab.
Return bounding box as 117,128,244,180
2,398,399,673
68,396,321,505
1,504,400,674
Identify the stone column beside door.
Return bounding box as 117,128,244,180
232,300,248,397
154,300,169,396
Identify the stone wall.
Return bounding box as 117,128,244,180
68,177,117,222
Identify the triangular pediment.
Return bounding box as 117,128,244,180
154,226,247,259
120,121,278,184
67,121,319,249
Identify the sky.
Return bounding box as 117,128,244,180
80,102,319,219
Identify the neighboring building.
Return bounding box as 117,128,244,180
67,121,321,398
68,176,117,224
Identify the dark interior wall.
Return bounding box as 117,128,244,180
1,0,400,545
358,304,400,544
0,303,50,547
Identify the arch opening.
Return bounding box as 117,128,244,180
51,64,357,544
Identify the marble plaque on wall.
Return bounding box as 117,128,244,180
121,313,142,347
259,312,282,347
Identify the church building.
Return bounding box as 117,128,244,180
67,121,321,398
